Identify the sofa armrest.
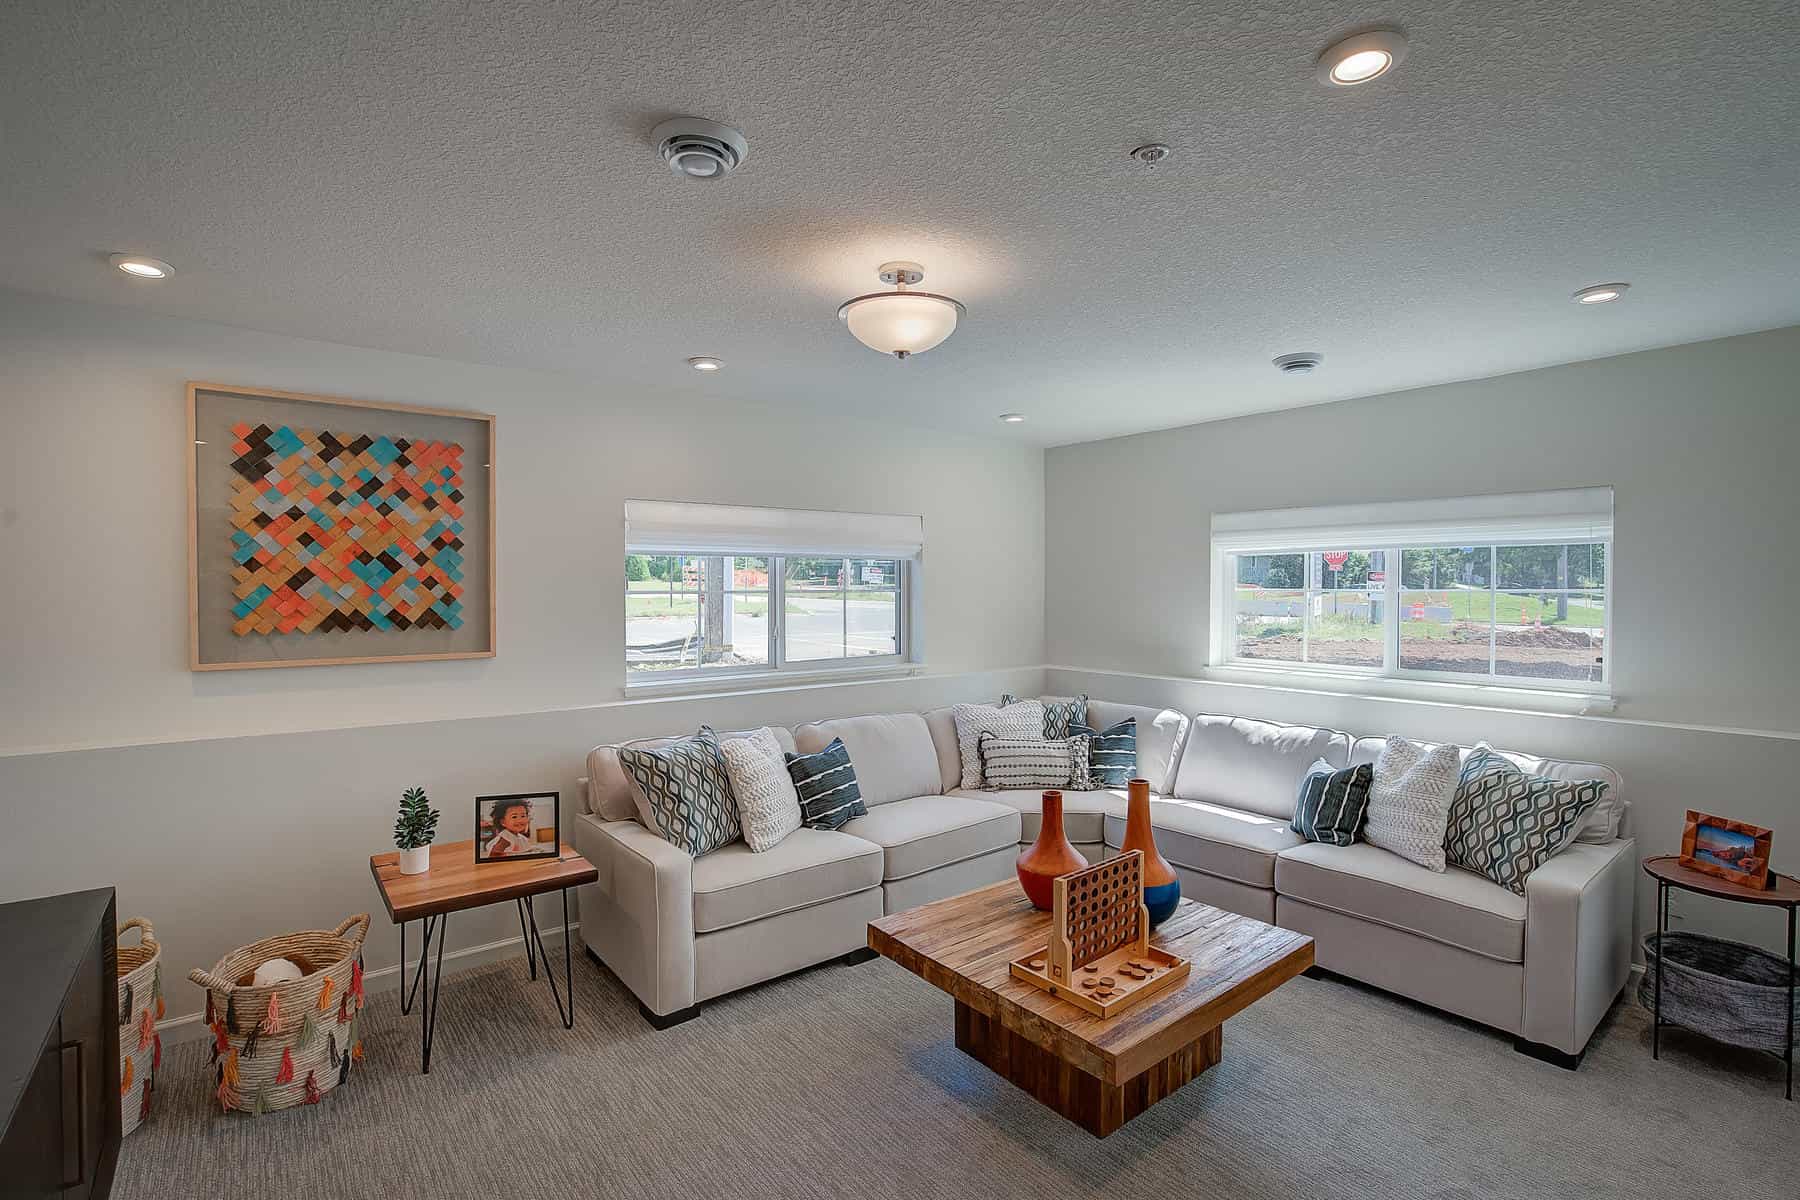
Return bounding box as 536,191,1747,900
573,812,696,1016
1521,837,1637,1055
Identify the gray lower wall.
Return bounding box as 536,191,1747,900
0,666,1044,1028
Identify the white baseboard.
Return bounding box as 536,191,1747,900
155,923,572,1044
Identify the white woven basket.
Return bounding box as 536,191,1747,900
117,918,163,1136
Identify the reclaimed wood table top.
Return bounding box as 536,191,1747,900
1643,854,1800,907
869,880,1313,1085
369,840,597,923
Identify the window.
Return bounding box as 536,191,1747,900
1212,489,1611,693
623,501,920,683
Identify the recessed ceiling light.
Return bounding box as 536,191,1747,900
998,413,1027,424
1315,30,1408,86
686,356,723,371
109,253,174,279
1572,283,1629,305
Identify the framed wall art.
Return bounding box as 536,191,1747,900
187,382,495,670
1679,809,1774,889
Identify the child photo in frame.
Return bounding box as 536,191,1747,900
476,792,559,864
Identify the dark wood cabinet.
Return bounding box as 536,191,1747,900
0,889,120,1199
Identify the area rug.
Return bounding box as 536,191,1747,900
114,948,1795,1199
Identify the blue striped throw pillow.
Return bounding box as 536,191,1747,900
784,738,867,831
1290,759,1373,847
1069,718,1136,787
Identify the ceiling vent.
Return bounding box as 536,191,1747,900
1273,351,1323,376
652,117,748,180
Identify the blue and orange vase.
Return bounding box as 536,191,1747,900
1121,777,1180,927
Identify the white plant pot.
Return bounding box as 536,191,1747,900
398,845,431,875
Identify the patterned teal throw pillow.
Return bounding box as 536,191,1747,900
618,726,742,856
784,738,867,831
1000,693,1089,739
1291,759,1374,847
1068,717,1136,786
1445,747,1605,894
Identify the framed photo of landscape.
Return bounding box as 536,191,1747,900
187,382,495,670
1679,809,1773,890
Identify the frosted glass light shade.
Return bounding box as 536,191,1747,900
840,292,962,358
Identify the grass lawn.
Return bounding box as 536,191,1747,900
625,595,769,619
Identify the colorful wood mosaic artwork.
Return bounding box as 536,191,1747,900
228,423,467,637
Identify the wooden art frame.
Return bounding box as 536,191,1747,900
187,382,495,670
1679,809,1774,890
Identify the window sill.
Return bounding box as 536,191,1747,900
621,662,925,701
1201,663,1615,716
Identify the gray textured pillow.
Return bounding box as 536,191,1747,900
1364,736,1459,871
953,700,1045,789
977,732,1093,791
1000,693,1089,739
721,727,803,852
618,726,742,856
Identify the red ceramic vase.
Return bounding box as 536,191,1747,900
1120,777,1181,927
1016,790,1088,910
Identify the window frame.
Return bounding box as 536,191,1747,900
623,551,912,686
1214,537,1610,695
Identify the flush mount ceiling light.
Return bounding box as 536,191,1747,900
1273,351,1324,375
109,253,174,279
686,356,723,371
651,117,748,180
998,413,1027,424
1572,282,1630,305
1315,30,1408,86
837,262,966,360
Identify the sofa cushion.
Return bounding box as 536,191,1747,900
1086,701,1190,793
617,727,742,856
957,787,1125,845
691,828,883,933
1351,736,1624,844
1171,714,1350,819
1103,798,1304,888
1275,842,1526,962
793,712,942,807
588,727,794,822
841,795,1022,881
921,706,965,795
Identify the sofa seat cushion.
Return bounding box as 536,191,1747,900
691,828,883,934
841,795,1022,881
1103,799,1303,888
1275,841,1526,962
1172,714,1351,820
958,787,1126,845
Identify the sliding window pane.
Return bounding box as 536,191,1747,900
1401,546,1491,589
1494,590,1605,683
846,559,900,658
1233,589,1305,662
1399,587,1493,676
625,554,771,672
1303,550,1383,666
1497,543,1604,590
784,557,847,662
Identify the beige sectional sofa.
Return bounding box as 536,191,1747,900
575,697,1635,1064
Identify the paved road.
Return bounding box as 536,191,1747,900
628,597,897,664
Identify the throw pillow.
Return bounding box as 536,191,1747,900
978,732,1093,791
784,738,867,831
1069,717,1137,787
1364,736,1459,871
953,700,1046,789
1446,746,1606,894
720,727,803,852
1290,759,1374,847
617,726,742,856
1000,693,1090,739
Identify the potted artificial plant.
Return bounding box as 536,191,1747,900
394,786,440,875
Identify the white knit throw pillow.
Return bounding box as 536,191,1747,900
952,701,1045,789
1364,735,1460,872
720,727,803,852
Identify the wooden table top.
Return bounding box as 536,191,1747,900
868,880,1314,1085
369,840,597,923
1643,854,1800,907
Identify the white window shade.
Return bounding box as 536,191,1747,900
624,499,925,558
1211,487,1612,553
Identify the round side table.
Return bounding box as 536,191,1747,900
1643,854,1800,1099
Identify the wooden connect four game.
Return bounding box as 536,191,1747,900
1009,850,1191,1018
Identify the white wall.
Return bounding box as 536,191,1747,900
0,290,1047,1020
1046,326,1800,951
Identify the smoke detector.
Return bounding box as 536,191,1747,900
1273,351,1323,376
651,117,748,180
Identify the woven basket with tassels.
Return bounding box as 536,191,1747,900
117,918,164,1135
188,913,370,1115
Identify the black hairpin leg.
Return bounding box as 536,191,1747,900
1652,880,1667,1060
517,898,537,981
399,914,437,1016
400,913,448,1074
1785,904,1794,1101
518,890,575,1029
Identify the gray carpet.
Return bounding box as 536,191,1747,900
115,948,1796,1199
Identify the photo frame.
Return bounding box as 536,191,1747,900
1679,809,1774,889
187,382,495,670
475,792,560,865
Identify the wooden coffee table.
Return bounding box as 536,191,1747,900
868,880,1313,1135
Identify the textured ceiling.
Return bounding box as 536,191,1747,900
3,1,1798,446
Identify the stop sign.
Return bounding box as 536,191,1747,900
1322,552,1349,571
